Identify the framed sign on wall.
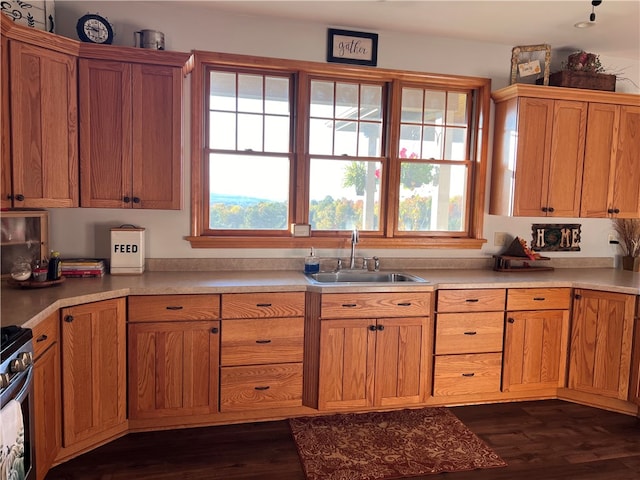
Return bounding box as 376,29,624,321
510,44,551,85
327,28,378,67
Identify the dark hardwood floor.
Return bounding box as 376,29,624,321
45,400,640,480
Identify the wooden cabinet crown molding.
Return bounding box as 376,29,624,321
1,13,191,66
1,14,79,55
492,84,640,107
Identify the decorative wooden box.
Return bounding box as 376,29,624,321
549,70,616,92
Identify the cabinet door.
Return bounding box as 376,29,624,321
61,298,127,447
374,316,430,407
581,103,619,218
79,59,133,208
512,97,553,216
1,35,11,208
9,41,78,207
131,64,182,210
128,320,220,419
581,104,640,218
318,318,376,410
512,98,586,217
503,310,569,392
611,105,640,218
34,340,61,480
546,100,587,217
569,290,635,400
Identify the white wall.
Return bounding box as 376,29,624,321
47,1,639,261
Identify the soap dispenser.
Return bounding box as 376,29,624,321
304,247,320,274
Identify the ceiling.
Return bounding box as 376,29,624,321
201,0,640,61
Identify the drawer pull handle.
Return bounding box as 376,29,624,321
463,331,477,335
465,299,479,303
254,386,270,391
462,373,475,377
533,297,545,301
256,339,272,344
397,302,412,306
342,304,358,308
36,334,48,342
256,303,272,307
166,306,183,310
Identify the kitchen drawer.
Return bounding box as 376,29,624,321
433,353,502,396
435,312,504,354
221,292,304,319
221,318,304,366
437,289,506,313
32,311,59,360
320,292,431,319
507,288,571,311
128,294,220,322
220,363,303,412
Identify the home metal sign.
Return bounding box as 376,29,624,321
531,224,581,252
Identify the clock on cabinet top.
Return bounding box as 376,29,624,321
76,13,113,45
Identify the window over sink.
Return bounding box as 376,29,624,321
188,52,491,249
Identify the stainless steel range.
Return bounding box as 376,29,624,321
1,325,35,480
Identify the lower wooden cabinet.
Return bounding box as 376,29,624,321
316,315,431,410
219,293,305,412
433,353,502,396
128,321,221,418
127,295,221,419
503,288,571,393
433,289,505,398
569,289,635,400
32,311,61,480
60,298,127,450
631,296,640,407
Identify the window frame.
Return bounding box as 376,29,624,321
188,51,491,249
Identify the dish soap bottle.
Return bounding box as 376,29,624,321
304,247,320,274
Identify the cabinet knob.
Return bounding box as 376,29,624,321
368,325,377,331
548,207,555,213
36,334,48,342
123,196,131,203
541,207,548,212
64,315,74,323
613,208,620,214
574,294,582,300
6,194,13,200
133,197,141,204
210,327,219,334
15,194,24,201
507,317,515,323
377,324,385,331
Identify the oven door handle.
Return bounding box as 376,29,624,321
13,367,33,404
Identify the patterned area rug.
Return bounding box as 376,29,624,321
289,408,506,480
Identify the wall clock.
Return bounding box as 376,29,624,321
76,13,114,45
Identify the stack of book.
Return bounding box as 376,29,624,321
61,258,106,278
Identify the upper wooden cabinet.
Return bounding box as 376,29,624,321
2,23,79,208
581,104,640,218
490,84,640,218
79,52,188,209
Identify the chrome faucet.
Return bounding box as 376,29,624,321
349,227,359,269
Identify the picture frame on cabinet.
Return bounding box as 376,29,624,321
327,28,378,67
510,44,551,86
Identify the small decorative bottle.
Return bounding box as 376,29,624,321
304,247,320,274
47,251,62,280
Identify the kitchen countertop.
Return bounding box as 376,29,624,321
2,268,639,329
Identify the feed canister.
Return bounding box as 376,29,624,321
110,225,145,275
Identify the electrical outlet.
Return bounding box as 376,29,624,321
494,232,508,246
608,233,619,245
